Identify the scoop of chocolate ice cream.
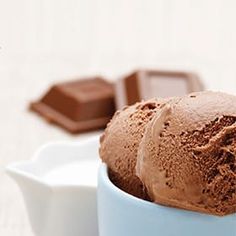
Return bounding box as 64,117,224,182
136,91,236,216
99,98,169,199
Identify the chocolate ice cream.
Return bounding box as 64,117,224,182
137,91,236,216
99,98,169,199
100,91,236,216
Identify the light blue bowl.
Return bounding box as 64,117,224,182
98,164,236,236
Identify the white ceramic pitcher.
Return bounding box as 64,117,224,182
6,137,100,236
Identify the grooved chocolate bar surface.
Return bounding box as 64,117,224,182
115,70,204,109
30,77,115,133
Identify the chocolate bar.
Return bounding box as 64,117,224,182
30,77,115,133
115,70,204,109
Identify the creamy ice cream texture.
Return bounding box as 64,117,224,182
100,91,236,216
99,98,169,199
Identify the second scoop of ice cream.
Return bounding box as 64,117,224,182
136,91,236,216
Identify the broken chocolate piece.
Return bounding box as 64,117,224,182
115,70,204,109
30,77,115,133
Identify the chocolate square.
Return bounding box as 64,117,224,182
115,70,204,109
30,77,115,133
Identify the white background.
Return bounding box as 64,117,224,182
1,0,236,235
1,0,236,92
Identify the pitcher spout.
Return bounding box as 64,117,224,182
6,163,52,236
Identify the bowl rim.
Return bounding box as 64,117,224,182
99,163,185,212
99,163,236,218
